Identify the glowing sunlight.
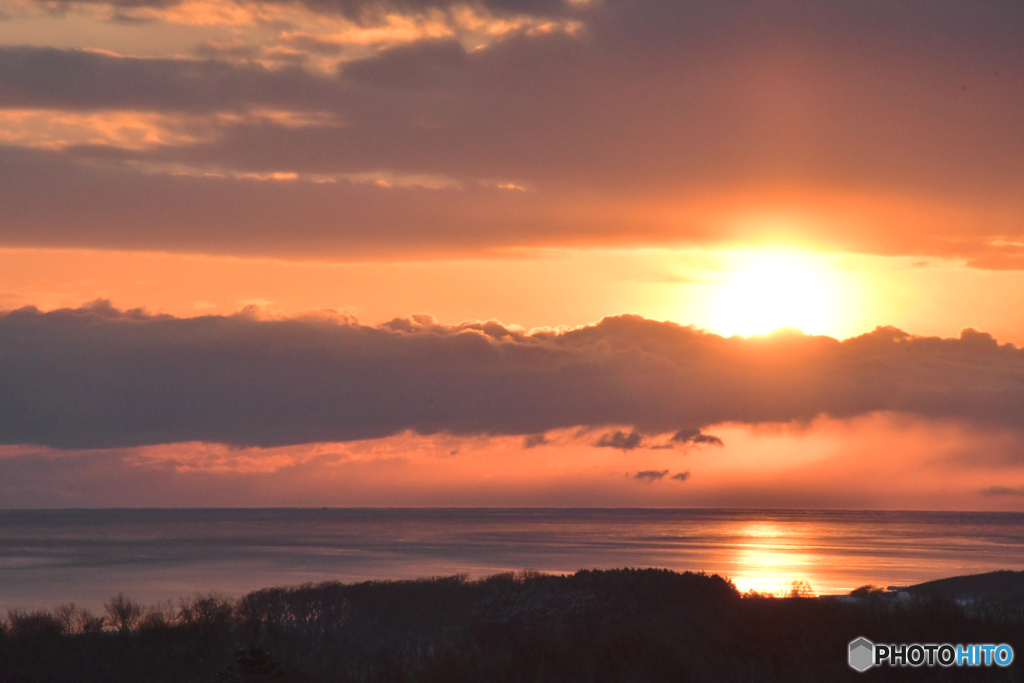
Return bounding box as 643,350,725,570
710,250,839,336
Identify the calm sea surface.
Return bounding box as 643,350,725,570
2,508,1023,610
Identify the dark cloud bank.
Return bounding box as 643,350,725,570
2,303,1024,450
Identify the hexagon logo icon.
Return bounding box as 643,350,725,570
849,637,874,672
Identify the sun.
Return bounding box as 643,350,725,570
711,250,836,336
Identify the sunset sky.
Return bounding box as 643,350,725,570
1,0,1023,509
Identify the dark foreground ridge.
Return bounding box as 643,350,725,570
2,568,1023,682
905,570,1024,602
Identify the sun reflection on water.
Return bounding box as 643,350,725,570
725,522,822,595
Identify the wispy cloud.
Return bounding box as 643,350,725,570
595,430,643,450
671,429,723,447
632,469,668,483
979,486,1024,497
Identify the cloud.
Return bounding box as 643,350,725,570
340,38,467,88
3,304,1024,449
23,0,579,20
595,430,642,450
670,429,724,447
670,471,690,482
521,433,548,448
632,469,667,483
0,47,338,114
597,428,723,451
0,108,339,151
0,1,1022,260
979,486,1024,497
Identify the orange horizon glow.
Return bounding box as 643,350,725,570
4,244,1024,344
3,414,1023,511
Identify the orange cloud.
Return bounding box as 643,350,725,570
0,109,212,150
0,107,337,150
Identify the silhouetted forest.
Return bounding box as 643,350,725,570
2,569,1022,682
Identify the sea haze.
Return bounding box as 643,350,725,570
1,508,1023,611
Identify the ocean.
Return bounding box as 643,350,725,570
2,508,1023,611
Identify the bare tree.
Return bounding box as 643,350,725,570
7,609,65,637
77,610,106,634
178,593,235,628
54,604,78,633
105,594,143,634
139,600,177,631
